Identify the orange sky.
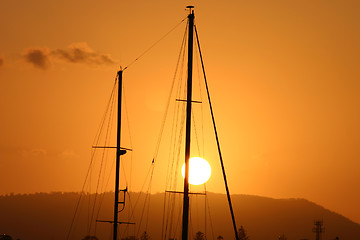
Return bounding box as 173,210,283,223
1,0,359,224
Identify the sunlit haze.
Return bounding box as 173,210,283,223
0,0,359,225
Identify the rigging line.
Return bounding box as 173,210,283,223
87,181,91,233
174,194,183,236
95,89,117,231
204,186,215,240
145,177,153,231
122,80,134,190
161,192,168,240
191,107,201,157
89,79,116,234
170,186,184,238
120,155,129,187
120,191,135,237
170,35,188,190
120,191,131,237
194,25,239,240
153,21,188,163
95,78,133,235
161,20,188,240
167,51,186,191
114,79,132,191
172,24,187,152
95,158,115,223
204,185,206,238
167,190,176,236
88,78,118,233
108,224,112,240
86,170,90,232
170,36,187,186
159,24,187,208
165,193,177,239
167,194,175,237
92,79,118,148
195,193,200,231
169,107,185,192
123,17,187,71
117,224,121,240
128,192,136,238
136,170,154,236
90,75,118,234
122,163,154,234
194,45,205,157
135,178,151,237
189,197,193,239
66,77,118,240
170,30,188,190
141,165,155,234
95,91,118,216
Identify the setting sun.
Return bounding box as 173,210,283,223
181,157,211,185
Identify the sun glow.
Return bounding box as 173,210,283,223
181,157,211,185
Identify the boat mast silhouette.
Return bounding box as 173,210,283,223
100,6,239,240
113,70,124,240
94,70,134,240
181,6,194,240
181,6,239,240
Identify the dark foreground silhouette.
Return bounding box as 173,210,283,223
1,192,359,240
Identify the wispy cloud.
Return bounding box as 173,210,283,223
52,42,116,65
23,47,51,70
22,42,117,69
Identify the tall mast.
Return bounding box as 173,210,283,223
113,70,123,240
182,6,194,240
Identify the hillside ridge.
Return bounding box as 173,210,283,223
1,192,359,240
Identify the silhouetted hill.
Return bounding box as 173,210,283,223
0,192,359,240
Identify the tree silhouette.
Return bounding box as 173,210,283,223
194,231,205,240
81,236,99,240
0,235,13,240
121,236,137,240
237,226,249,240
140,231,151,240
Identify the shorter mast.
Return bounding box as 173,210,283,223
112,70,131,240
182,6,194,240
113,70,123,240
94,70,132,239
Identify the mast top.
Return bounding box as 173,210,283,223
186,5,194,14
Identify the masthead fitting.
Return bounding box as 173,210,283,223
186,5,194,13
